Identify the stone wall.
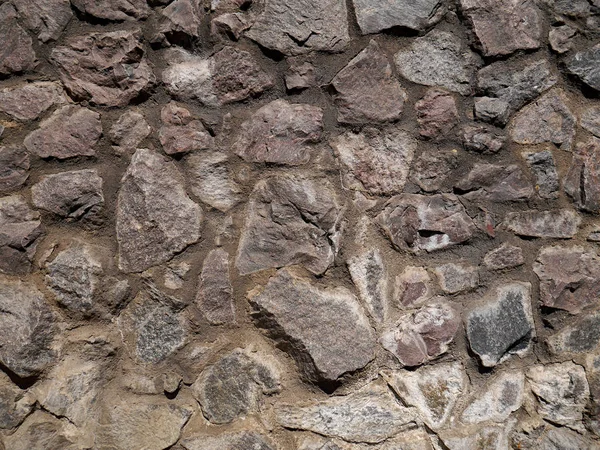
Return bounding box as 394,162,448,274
0,0,599,448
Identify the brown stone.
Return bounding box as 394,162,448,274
394,266,433,308
331,40,407,125
454,163,534,202
0,3,37,76
504,209,581,239
153,0,202,46
12,0,72,42
462,125,505,154
410,149,458,192
285,59,317,91
415,89,459,139
483,243,524,270
0,82,65,121
564,138,600,213
71,0,150,21
159,109,213,155
0,146,29,193
352,0,445,34
196,248,235,325
211,13,251,41
109,110,151,153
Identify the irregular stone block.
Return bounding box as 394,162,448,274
109,110,151,153
580,105,600,137
546,311,600,355
347,249,388,323
483,243,524,271
3,411,79,450
0,146,29,193
466,283,534,367
567,44,600,92
196,248,235,325
550,24,576,54
0,3,36,76
415,88,459,139
462,125,505,154
394,266,433,308
12,0,72,42
564,138,600,213
504,209,581,239
438,423,511,450
352,0,445,34
410,149,458,192
285,59,317,91
0,371,34,429
455,163,533,202
72,0,150,21
182,431,276,450
522,149,559,199
211,12,251,41
152,0,202,46
0,82,65,121
159,104,213,155
434,263,478,294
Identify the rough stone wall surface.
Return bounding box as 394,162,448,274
2,0,600,448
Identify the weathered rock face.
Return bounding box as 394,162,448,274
347,249,388,323
232,99,323,164
394,266,433,308
3,411,79,450
153,0,202,46
504,209,581,239
116,148,202,273
460,0,543,56
466,283,534,367
275,381,416,444
434,263,478,294
248,269,376,381
567,45,600,92
24,106,102,159
455,163,533,202
51,29,155,106
72,0,150,21
0,82,65,121
0,3,36,76
182,431,276,450
331,127,416,195
581,106,600,138
483,243,524,271
236,176,342,275
410,149,458,192
546,311,600,355
0,146,30,193
352,0,444,34
246,0,349,55
196,248,235,325
523,149,560,199
285,59,317,91
394,30,479,95
381,301,460,366
376,194,475,253
0,277,56,378
462,125,505,154
192,349,280,424
564,138,600,213
0,371,33,429
109,110,151,153
159,104,213,155
12,0,72,43
331,40,407,125
415,89,459,139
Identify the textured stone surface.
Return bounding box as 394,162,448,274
523,150,560,199
153,0,201,46
394,30,479,95
377,194,475,253
467,283,534,367
159,111,213,156
410,149,458,192
462,125,505,154
504,209,581,239
0,371,33,429
0,3,36,76
483,243,524,270
546,311,600,355
12,0,72,42
232,99,323,164
352,0,444,34
109,110,151,153
0,82,65,121
182,431,276,450
434,263,478,294
394,266,433,308
331,127,416,195
567,45,600,92
24,106,102,159
581,106,600,137
3,411,79,450
331,40,407,125
117,148,202,273
415,89,459,139
236,176,342,275
72,0,150,21
455,163,533,202
0,146,29,193
347,249,387,323
285,59,316,91
196,248,235,325
564,138,600,213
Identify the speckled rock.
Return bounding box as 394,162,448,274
455,163,533,202
0,371,34,429
0,82,65,121
12,0,72,42
546,311,600,355
352,0,445,34
415,88,459,139
72,0,150,21
153,0,202,46
523,150,560,199
394,266,433,308
182,431,276,450
462,125,506,154
566,44,600,92
0,3,36,76
109,110,151,153
434,263,479,294
347,249,388,323
196,248,235,325
0,146,30,193
504,209,581,239
564,138,600,213
483,243,524,270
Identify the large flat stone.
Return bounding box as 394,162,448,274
0,82,65,121
504,209,581,239
12,0,72,42
0,3,36,76
454,163,533,202
196,248,235,325
352,0,445,34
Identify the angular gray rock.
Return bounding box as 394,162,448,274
12,0,72,42
116,148,202,273
232,99,323,165
466,283,534,367
192,349,280,424
509,90,576,151
581,106,600,138
0,82,65,121
384,362,466,430
185,151,242,212
248,269,376,381
566,45,600,92
0,195,43,275
196,248,235,325
276,381,416,444
460,0,543,56
330,127,416,195
163,47,273,106
526,362,590,428
546,311,600,355
462,125,505,154
331,40,407,125
0,277,56,378
533,245,600,314
394,30,479,95
0,371,34,429
0,3,36,76
415,88,459,139
182,431,276,450
564,138,600,213
455,163,533,202
31,169,104,223
0,146,29,193
352,0,445,34
381,301,460,366
483,243,524,271
410,149,458,192
72,0,150,21
376,194,475,253
236,175,342,276
51,29,155,107
523,150,560,199
109,110,151,153
504,209,581,239
347,249,388,323
550,24,576,54
434,263,478,294
246,0,349,55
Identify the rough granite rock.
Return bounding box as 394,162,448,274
285,59,317,91
109,110,151,153
410,149,459,192
163,47,273,106
24,106,102,159
0,277,56,378
483,243,524,270
526,362,590,428
523,150,560,199
232,99,323,164
159,118,213,156
461,371,524,424
460,0,543,56
196,248,235,325
384,362,466,430
394,266,433,308
533,245,600,314
192,349,280,424
433,263,479,294
116,148,202,273
182,431,276,450
0,3,36,76
352,0,445,34
504,209,581,239
466,283,534,367
415,89,459,139
72,0,151,21
564,138,600,213
581,106,600,138
438,423,511,450
376,194,475,253
211,12,252,41
275,381,416,444
0,195,43,275
550,24,577,54
455,163,533,202
185,151,242,212
546,311,600,355
12,0,72,42
246,0,349,55
3,411,79,450
236,175,342,276
509,90,576,151
462,125,506,154
153,0,202,46
566,45,600,92
0,371,34,429
331,40,407,125
249,269,376,381
0,82,65,121
394,30,479,95
51,29,155,107
347,249,388,323
381,301,460,366
0,146,29,193
31,169,104,223
331,127,416,195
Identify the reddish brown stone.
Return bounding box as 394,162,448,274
159,104,213,155
0,82,65,121
564,138,600,213
153,0,202,46
0,146,30,193
415,89,459,139
455,163,533,202
12,0,72,42
0,3,36,76
71,0,150,21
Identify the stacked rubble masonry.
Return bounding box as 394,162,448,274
2,0,600,448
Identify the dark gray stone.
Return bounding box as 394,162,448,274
434,263,478,294
523,150,560,199
352,0,445,34
547,312,600,355
564,138,600,213
567,45,600,92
